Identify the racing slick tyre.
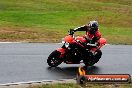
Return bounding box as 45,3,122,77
47,50,63,67
94,49,102,63
83,49,102,66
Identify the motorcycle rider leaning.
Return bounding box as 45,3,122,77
72,20,101,46
70,20,102,61
68,21,102,65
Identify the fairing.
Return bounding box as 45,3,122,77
64,35,74,43
56,48,65,58
76,36,87,43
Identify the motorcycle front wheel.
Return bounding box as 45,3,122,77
47,50,63,67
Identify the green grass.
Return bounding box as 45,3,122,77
29,83,80,88
27,83,132,88
0,0,132,44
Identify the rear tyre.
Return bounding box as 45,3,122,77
47,50,63,67
94,49,102,63
83,49,102,66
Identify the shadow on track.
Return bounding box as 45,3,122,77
47,66,100,79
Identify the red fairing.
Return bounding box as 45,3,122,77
76,36,87,43
64,35,74,44
56,48,65,58
56,48,65,54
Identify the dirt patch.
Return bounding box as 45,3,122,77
0,27,62,42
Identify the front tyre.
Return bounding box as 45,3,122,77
47,50,63,67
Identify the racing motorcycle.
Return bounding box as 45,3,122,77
47,29,106,67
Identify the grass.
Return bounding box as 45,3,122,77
0,0,132,44
28,83,80,88
27,83,132,88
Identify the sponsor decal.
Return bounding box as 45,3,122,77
77,67,131,84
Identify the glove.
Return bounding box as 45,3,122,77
69,29,74,35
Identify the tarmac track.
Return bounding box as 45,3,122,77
0,43,131,84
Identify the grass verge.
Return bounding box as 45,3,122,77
0,0,131,44
27,83,132,88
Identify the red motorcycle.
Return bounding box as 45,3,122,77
47,29,106,67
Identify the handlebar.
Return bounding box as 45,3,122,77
69,29,74,35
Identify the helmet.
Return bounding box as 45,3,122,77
88,21,98,34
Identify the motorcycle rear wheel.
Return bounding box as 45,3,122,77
84,49,102,66
47,50,63,67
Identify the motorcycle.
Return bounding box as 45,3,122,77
47,29,106,67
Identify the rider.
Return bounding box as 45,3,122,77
70,20,103,65
73,20,101,46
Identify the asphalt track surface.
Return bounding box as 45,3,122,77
0,43,132,84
